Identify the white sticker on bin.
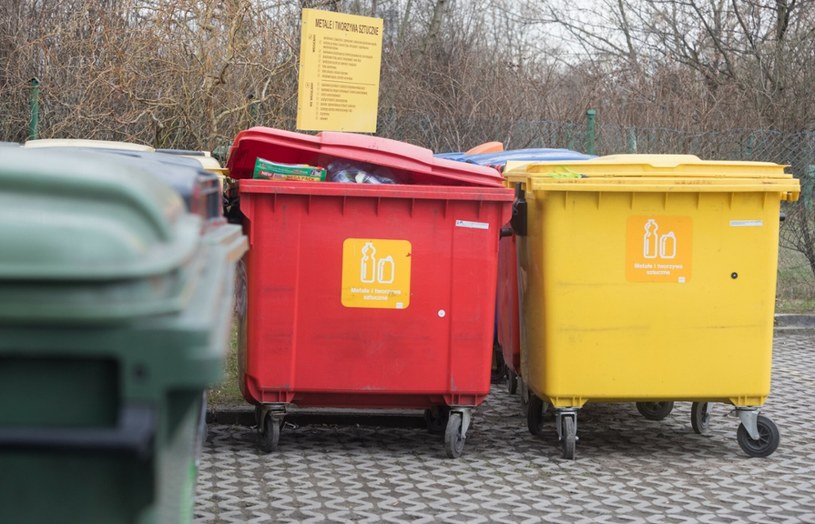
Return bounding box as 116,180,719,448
730,220,763,227
455,220,489,230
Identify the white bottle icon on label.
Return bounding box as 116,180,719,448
377,256,395,284
642,219,677,260
360,242,377,283
659,232,677,259
643,219,659,259
360,243,397,284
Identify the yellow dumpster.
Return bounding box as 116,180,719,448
505,154,800,459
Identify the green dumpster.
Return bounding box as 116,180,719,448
0,148,244,523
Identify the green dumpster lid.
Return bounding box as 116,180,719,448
0,148,210,323
505,154,800,201
0,148,202,280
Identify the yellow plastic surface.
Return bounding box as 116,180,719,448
508,154,800,408
24,138,154,151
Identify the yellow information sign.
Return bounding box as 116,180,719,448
297,9,383,132
626,216,693,283
341,238,411,309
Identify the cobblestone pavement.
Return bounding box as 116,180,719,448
196,334,815,523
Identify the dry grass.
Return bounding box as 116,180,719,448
207,320,245,409
776,247,815,313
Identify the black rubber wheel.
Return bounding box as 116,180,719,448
259,413,281,453
636,401,675,421
424,406,450,435
527,394,546,436
444,412,466,458
737,415,780,458
691,402,711,435
560,416,576,460
507,370,518,395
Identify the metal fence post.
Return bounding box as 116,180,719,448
745,133,755,160
29,77,40,140
627,127,637,153
586,109,596,155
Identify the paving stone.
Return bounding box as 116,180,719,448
196,334,815,523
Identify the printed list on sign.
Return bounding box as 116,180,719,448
296,9,384,132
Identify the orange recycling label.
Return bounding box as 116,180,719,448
626,216,692,283
341,238,411,309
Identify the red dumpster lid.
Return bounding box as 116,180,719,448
225,127,505,187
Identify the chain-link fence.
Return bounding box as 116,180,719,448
21,98,815,308
371,114,815,307
599,123,815,307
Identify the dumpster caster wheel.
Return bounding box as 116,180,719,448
560,416,577,460
259,414,281,453
527,394,546,436
636,401,674,421
737,415,780,458
424,406,450,435
444,413,466,458
691,402,712,435
507,371,518,395
520,385,529,411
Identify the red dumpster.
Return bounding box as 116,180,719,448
227,128,513,458
497,233,521,392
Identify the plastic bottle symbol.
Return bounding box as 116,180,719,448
643,219,659,259
659,231,677,259
360,243,397,284
642,219,677,259
360,242,376,283
377,256,395,284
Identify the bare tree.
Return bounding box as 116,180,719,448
542,0,815,129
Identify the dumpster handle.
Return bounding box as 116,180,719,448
0,404,156,460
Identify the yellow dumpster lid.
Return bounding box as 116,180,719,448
155,149,228,176
505,154,800,201
24,138,155,151
186,154,228,176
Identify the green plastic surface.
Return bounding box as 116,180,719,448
0,242,237,523
0,147,244,523
0,148,204,323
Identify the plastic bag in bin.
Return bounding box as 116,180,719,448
328,160,399,184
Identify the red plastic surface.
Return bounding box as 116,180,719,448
497,234,521,373
226,127,505,187
240,180,513,409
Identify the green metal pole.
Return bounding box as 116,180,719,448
29,77,40,140
627,127,637,153
745,133,755,160
586,109,596,155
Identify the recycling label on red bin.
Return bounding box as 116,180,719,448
341,238,411,308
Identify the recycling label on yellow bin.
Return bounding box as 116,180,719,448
626,216,692,283
342,238,411,309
